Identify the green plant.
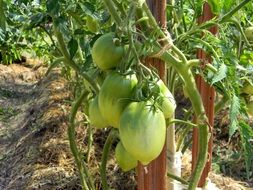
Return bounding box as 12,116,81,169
4,0,253,189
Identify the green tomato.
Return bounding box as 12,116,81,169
157,79,176,118
86,15,99,33
98,72,138,128
91,33,124,70
119,101,166,165
246,101,253,116
115,141,138,172
88,96,108,129
241,81,253,95
245,26,253,42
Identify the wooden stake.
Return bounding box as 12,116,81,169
137,0,167,189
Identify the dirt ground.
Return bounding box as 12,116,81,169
0,60,252,190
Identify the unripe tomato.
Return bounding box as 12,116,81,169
88,96,108,128
245,26,253,42
99,72,138,128
241,81,253,95
246,101,253,116
157,80,176,118
119,101,166,165
115,141,138,171
91,33,124,70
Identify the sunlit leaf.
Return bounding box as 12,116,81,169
211,62,227,84
229,94,240,137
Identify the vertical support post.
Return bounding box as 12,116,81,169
137,0,167,190
192,2,217,187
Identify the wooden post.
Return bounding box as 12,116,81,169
137,0,167,190
192,2,217,187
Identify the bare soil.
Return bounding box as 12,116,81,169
0,60,135,190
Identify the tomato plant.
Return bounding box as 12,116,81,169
3,0,253,190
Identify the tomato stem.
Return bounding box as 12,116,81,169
68,90,95,190
219,0,252,24
100,129,118,190
167,172,189,185
52,20,100,93
168,119,198,128
187,59,201,68
139,19,209,190
179,0,252,42
188,124,209,190
142,2,188,64
228,18,251,47
103,0,122,25
86,125,93,163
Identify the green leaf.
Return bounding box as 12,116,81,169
207,0,222,14
54,16,69,38
29,13,46,28
46,0,60,16
229,94,240,137
79,2,95,15
211,62,227,84
68,38,78,60
0,28,5,41
0,0,6,31
195,0,205,16
223,0,234,11
238,121,253,179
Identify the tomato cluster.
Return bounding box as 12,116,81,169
88,33,176,170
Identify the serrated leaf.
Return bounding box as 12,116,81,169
211,63,227,84
229,94,240,137
68,38,78,60
238,121,253,179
